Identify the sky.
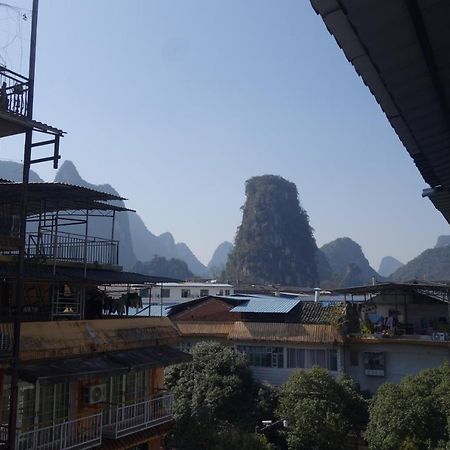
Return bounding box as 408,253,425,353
0,0,449,269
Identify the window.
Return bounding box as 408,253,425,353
237,345,284,368
350,351,359,367
161,289,170,298
224,290,230,296
181,289,190,298
176,341,193,353
218,290,224,295
38,382,70,427
364,352,385,376
287,348,337,371
200,289,209,297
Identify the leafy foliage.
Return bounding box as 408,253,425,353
132,255,193,279
365,363,450,450
276,367,368,450
225,175,318,286
165,342,269,449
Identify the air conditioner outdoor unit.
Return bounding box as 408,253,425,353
85,384,107,405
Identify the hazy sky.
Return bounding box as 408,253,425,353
1,0,449,269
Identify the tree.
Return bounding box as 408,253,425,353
365,363,450,450
165,341,265,450
276,367,368,450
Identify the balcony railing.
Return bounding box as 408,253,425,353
25,230,119,266
0,66,29,118
14,413,102,450
102,394,173,439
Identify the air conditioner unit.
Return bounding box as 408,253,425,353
85,384,107,405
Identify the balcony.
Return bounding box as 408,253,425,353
3,413,102,450
0,66,29,119
22,231,119,266
102,394,173,439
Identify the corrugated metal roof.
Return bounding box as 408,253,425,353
15,317,180,362
311,0,450,222
230,295,301,313
229,321,343,344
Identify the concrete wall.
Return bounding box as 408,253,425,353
344,341,450,392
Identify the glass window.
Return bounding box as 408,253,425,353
176,341,193,353
350,351,359,367
38,382,69,426
200,289,209,297
181,289,190,298
237,345,283,368
364,352,385,376
328,349,338,371
287,349,305,368
160,289,170,298
224,290,230,296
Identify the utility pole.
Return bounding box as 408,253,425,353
8,1,39,448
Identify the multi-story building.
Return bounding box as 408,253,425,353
168,285,450,391
149,282,234,305
0,6,190,449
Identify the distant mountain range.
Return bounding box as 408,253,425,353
319,237,382,287
4,159,450,284
0,159,211,275
378,256,404,277
207,241,233,277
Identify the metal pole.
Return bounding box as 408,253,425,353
160,283,163,317
9,1,39,449
83,209,88,278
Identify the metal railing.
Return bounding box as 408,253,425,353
15,413,102,450
0,424,7,445
0,66,29,118
102,394,173,439
26,230,119,266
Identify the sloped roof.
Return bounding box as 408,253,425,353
0,181,134,214
230,295,302,313
311,0,450,222
173,321,235,338
298,302,346,324
229,321,344,344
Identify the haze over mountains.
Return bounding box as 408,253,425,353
3,160,450,285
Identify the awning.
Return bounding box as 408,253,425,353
18,354,128,384
17,346,191,384
109,346,192,371
0,263,182,284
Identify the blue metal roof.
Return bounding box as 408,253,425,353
230,295,301,314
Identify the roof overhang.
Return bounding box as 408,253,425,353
311,0,450,222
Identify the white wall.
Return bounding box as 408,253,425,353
344,342,450,392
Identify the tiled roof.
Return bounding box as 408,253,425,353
298,302,346,324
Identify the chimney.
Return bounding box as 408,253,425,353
314,288,321,303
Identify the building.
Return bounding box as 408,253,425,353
168,285,450,391
0,5,191,448
0,179,192,450
169,294,345,386
337,282,450,392
149,282,234,305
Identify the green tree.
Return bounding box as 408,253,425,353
165,341,265,450
365,363,450,450
276,367,368,450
